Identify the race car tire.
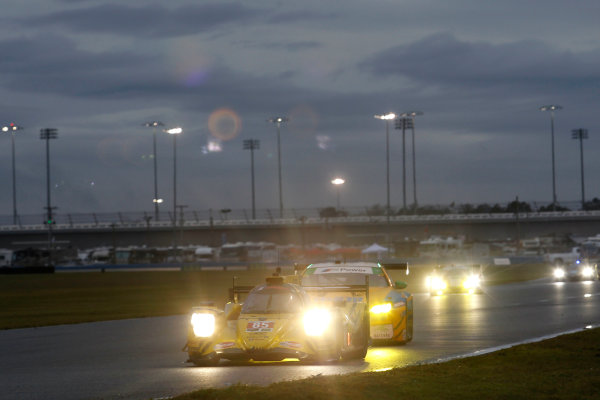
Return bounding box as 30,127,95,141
303,322,344,364
396,300,413,345
405,310,414,343
342,305,369,360
189,353,220,367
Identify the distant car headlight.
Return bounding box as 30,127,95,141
463,275,481,289
370,303,392,314
581,266,594,278
553,268,565,279
430,276,447,291
191,313,216,338
303,308,331,336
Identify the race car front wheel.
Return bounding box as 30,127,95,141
342,306,369,360
189,352,220,367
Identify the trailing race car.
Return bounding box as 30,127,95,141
184,276,370,366
426,264,483,296
296,261,413,344
553,259,599,281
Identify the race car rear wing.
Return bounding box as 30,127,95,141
301,276,370,305
228,277,255,303
228,276,290,303
380,261,410,275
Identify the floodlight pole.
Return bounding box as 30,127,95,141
144,121,164,221
164,127,182,258
40,128,58,264
374,113,396,223
243,139,260,219
268,117,288,218
2,124,23,225
540,105,562,210
395,117,414,211
572,128,589,209
401,111,423,211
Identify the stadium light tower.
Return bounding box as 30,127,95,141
144,121,164,221
394,116,413,211
164,126,182,256
267,116,288,218
539,105,562,210
571,128,589,210
401,111,424,210
40,128,58,261
2,123,23,225
243,139,260,219
374,113,396,223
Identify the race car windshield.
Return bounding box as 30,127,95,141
301,273,389,287
241,287,302,314
443,267,470,277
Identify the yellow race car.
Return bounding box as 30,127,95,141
184,276,370,366
297,261,413,345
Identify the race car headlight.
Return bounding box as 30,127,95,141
303,308,331,336
581,266,594,277
191,313,216,338
430,277,447,291
553,268,566,279
463,275,481,289
370,303,392,314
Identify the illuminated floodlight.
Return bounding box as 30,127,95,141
165,127,183,135
207,139,222,152
331,178,345,185
144,121,164,128
153,198,163,204
539,105,562,112
2,123,23,132
374,113,396,120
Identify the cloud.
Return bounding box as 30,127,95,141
25,3,261,38
360,33,600,93
265,10,336,24
0,34,157,97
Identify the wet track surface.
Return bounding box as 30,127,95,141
1,278,598,399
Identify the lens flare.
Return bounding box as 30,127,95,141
208,108,242,141
289,104,318,136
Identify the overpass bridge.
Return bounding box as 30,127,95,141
0,210,599,250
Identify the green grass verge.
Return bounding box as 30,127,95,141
173,328,600,400
0,270,267,329
0,264,550,330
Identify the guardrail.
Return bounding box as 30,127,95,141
0,209,599,233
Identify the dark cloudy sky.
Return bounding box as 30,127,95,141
1,0,599,217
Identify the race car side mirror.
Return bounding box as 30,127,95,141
395,281,408,289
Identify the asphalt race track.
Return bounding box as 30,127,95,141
1,278,598,400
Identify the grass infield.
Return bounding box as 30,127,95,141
172,328,600,400
0,264,550,330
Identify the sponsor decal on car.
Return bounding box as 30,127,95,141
313,266,375,274
214,341,236,350
246,321,275,332
370,324,394,339
279,341,302,349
